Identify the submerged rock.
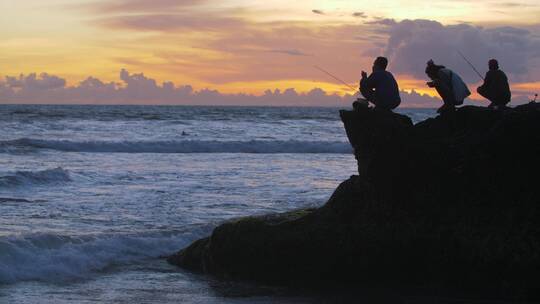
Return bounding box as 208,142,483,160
168,104,540,300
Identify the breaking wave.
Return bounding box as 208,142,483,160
0,138,352,154
0,230,206,284
0,167,71,188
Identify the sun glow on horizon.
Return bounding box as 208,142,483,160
1,0,539,105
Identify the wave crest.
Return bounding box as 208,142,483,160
1,138,351,154
0,167,71,188
0,231,203,284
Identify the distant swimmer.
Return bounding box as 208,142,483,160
357,56,401,111
425,59,471,114
477,59,511,110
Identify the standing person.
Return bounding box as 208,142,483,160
477,59,511,110
425,59,471,114
357,56,401,111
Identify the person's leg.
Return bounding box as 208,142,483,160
477,86,489,99
493,94,510,108
352,99,369,110
365,93,391,110
435,84,455,113
370,97,383,109
373,102,392,112
360,86,375,103
477,86,496,107
387,99,400,110
501,95,511,107
436,83,454,105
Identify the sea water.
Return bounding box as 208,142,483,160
0,105,435,303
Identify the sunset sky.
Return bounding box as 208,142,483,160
1,0,539,105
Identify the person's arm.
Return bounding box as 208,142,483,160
359,71,368,90
477,72,488,92
427,70,446,88
361,73,377,90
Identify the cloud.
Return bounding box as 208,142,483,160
0,70,449,107
366,18,397,26
373,19,540,83
267,49,311,56
84,5,374,86
100,18,376,85
192,22,378,84
352,12,367,18
5,73,66,91
81,0,207,13
496,2,539,8
97,13,245,32
89,12,540,101
51,3,540,104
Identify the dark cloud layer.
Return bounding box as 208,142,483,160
92,6,537,88
5,73,66,90
0,70,442,107
374,19,540,83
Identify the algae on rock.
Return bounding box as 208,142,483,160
169,104,540,300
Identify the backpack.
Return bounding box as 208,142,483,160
442,69,471,105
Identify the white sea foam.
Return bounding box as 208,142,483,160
0,167,71,188
0,138,352,154
0,231,202,284
0,106,435,302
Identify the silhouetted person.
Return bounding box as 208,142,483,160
357,57,401,111
425,59,470,114
477,59,511,110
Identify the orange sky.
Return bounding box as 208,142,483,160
1,0,539,105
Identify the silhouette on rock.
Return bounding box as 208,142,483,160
168,104,540,300
477,59,511,109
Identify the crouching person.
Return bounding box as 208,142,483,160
425,59,471,114
477,59,511,110
357,56,401,111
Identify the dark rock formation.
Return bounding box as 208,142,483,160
168,104,540,300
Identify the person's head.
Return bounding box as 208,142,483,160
489,59,499,70
373,57,388,71
425,59,445,79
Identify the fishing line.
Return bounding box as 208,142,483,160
312,65,359,95
456,50,484,81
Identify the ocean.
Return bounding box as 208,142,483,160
0,105,436,303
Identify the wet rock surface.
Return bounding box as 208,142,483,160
168,104,540,300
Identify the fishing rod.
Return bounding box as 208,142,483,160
313,65,358,93
456,50,484,81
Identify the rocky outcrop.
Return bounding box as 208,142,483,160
168,104,540,300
